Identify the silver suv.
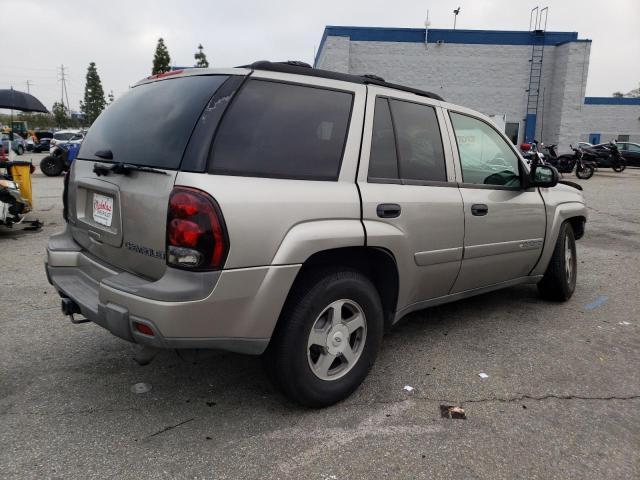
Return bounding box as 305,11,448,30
46,61,587,407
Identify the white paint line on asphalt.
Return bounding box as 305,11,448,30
270,400,443,474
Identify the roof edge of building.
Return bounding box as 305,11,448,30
315,26,590,64
585,97,640,105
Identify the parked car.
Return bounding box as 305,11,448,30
50,130,84,152
612,142,640,167
35,131,53,141
33,137,52,153
46,61,587,407
1,133,26,155
577,142,593,150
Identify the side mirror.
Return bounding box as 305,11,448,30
530,164,559,188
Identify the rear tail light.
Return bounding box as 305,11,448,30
134,322,155,336
166,187,228,270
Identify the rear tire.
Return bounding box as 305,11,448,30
17,145,24,155
537,222,577,301
40,156,64,176
575,164,594,179
264,268,383,408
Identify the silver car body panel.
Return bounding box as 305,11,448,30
46,67,587,353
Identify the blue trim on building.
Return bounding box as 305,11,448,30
584,97,640,105
315,26,589,65
524,114,537,143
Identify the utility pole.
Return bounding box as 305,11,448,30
25,80,32,93
58,64,70,112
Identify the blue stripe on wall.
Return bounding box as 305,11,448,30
584,97,640,105
315,26,588,67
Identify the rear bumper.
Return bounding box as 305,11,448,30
46,227,300,355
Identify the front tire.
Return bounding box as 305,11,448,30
264,269,384,408
40,156,64,176
537,222,577,301
612,164,626,173
576,164,594,179
16,145,24,155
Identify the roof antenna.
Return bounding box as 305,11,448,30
424,10,430,45
453,7,461,30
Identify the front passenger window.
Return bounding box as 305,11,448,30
450,112,521,188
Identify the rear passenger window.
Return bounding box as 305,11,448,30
368,98,447,183
368,98,399,180
389,99,447,182
209,80,353,180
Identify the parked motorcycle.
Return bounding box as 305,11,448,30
542,144,595,180
40,142,81,177
582,141,626,172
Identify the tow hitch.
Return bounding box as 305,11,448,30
61,298,90,324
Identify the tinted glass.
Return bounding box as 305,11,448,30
210,80,353,180
368,98,398,180
79,75,228,169
450,112,521,188
389,99,446,182
627,144,640,153
54,132,75,141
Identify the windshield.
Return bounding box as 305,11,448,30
78,75,229,169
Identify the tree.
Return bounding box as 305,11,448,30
81,62,107,126
108,90,115,104
194,43,209,68
612,91,624,98
52,102,70,128
152,38,171,74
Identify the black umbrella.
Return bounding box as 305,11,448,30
0,88,48,113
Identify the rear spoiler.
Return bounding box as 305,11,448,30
558,180,582,191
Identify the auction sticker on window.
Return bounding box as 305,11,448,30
92,193,113,227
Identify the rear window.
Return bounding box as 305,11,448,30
209,79,353,180
78,75,229,169
54,132,76,141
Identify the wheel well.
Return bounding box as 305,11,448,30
567,216,586,240
293,247,399,329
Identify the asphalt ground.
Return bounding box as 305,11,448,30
1,153,639,479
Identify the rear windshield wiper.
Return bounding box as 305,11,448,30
93,162,167,176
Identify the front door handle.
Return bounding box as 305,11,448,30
377,203,401,218
471,204,488,216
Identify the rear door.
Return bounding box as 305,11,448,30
68,74,233,280
444,109,546,293
358,87,464,312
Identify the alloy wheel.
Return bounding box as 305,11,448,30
307,299,367,381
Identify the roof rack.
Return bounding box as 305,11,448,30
240,61,444,101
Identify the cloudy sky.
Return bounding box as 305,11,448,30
2,0,638,112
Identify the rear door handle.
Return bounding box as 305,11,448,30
377,203,401,218
471,204,488,216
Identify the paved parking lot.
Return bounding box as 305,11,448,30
1,155,639,479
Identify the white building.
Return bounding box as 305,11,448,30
315,26,640,149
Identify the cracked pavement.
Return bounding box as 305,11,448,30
1,156,639,479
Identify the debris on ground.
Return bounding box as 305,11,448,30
619,321,631,325
403,385,414,393
585,295,608,310
440,405,467,419
478,372,489,379
131,382,152,394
